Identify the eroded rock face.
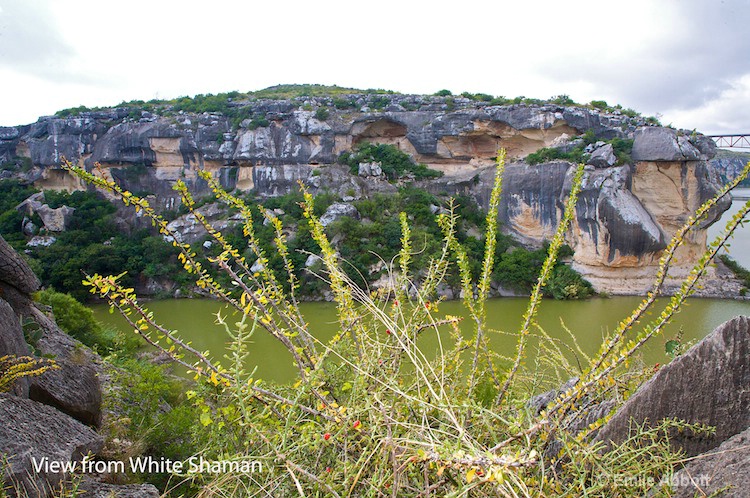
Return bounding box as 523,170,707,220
0,99,641,199
0,394,103,498
0,97,728,295
595,316,750,457
0,235,41,295
28,316,103,427
671,426,750,497
631,127,702,162
0,299,31,397
0,235,103,426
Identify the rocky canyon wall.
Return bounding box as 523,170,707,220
0,95,730,294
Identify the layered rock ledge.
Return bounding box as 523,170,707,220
0,96,735,295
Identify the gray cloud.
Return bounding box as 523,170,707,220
538,0,750,112
0,1,77,80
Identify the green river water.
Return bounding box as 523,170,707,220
92,295,750,384
92,190,750,384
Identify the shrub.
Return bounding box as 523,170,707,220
340,142,442,180
550,94,576,106
368,95,390,110
332,97,356,109
34,289,140,354
719,254,750,290
590,100,608,110
63,155,750,497
547,264,594,299
525,132,632,166
314,107,329,121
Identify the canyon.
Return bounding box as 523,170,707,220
0,91,736,295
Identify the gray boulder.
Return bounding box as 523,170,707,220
596,315,750,457
358,161,383,177
28,310,102,427
587,143,617,168
16,192,45,217
631,127,702,162
22,217,37,236
671,426,750,497
35,205,75,232
0,394,103,498
26,236,56,248
77,478,160,498
0,299,31,397
0,235,40,294
320,202,359,227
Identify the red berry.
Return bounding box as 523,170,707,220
386,329,391,335
326,467,331,473
353,420,361,429
323,432,331,441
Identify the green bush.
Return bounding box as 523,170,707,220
547,264,594,299
719,254,750,290
590,100,608,110
314,107,330,121
525,132,632,167
331,97,355,109
105,357,201,494
339,142,442,181
550,94,576,105
34,289,140,353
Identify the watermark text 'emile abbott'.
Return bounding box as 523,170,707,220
595,472,711,490
31,456,263,475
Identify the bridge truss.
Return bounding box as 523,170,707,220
707,134,750,149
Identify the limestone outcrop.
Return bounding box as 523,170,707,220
0,94,731,295
0,235,102,427
0,394,103,498
595,315,750,457
77,478,160,498
27,316,103,428
671,426,750,497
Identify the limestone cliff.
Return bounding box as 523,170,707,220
0,92,730,295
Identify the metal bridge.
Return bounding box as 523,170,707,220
707,134,750,149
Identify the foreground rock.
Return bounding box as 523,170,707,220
671,426,750,497
28,314,103,427
0,235,40,295
0,394,103,498
596,315,750,457
77,478,160,498
0,300,32,397
0,234,102,426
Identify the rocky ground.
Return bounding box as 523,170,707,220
0,236,158,497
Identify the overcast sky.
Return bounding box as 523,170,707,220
1,0,749,134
